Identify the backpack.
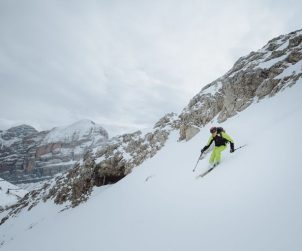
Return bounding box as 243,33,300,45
216,127,225,134
216,127,228,145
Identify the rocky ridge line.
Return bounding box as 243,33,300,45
179,29,302,140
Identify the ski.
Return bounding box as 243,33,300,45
196,166,216,179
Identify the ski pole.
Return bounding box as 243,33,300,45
193,152,203,172
234,144,247,151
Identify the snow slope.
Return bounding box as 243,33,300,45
1,81,302,250
0,180,28,209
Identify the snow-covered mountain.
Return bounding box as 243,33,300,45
0,120,108,184
42,120,107,144
0,179,27,212
0,29,302,250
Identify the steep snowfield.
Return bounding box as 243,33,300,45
0,180,28,209
1,81,302,250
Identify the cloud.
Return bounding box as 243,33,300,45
0,0,301,135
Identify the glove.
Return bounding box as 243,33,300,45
230,143,234,153
201,146,207,154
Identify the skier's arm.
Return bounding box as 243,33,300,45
222,132,235,152
221,132,233,143
201,136,213,152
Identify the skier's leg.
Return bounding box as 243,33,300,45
215,145,226,164
209,147,216,165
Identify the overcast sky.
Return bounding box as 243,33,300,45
0,0,301,136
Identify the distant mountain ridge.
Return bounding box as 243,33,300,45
0,120,108,184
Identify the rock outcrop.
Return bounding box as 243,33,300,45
46,112,179,207
179,29,302,140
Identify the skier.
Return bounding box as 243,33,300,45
200,127,234,167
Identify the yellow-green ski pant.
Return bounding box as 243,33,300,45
209,145,227,164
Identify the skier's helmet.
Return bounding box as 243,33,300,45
210,127,217,133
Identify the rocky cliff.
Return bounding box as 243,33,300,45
0,120,108,184
179,29,302,139
1,29,301,222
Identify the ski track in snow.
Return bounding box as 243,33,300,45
1,81,302,251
